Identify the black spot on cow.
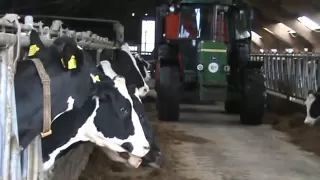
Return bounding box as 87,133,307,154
121,142,134,153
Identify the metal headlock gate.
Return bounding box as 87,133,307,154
0,13,123,180
251,52,320,105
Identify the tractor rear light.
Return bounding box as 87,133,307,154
223,65,230,72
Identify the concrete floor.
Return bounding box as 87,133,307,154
172,103,320,180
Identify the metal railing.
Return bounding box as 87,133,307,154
0,14,116,180
251,52,320,104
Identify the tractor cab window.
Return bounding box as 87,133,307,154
177,6,226,41
179,7,201,38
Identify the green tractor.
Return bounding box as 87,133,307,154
154,0,266,125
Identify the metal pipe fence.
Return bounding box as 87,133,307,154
0,13,118,180
251,52,320,104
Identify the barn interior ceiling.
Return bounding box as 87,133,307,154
1,0,320,50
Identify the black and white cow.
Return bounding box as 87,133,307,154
16,31,150,170
304,88,320,126
83,43,161,167
97,51,162,167
16,30,98,149
42,63,150,170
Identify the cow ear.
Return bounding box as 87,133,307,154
27,30,45,57
59,42,83,70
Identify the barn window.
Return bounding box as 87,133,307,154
141,20,155,55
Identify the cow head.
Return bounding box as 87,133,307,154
304,89,320,126
26,29,51,62
127,84,162,168
52,36,84,71
99,43,149,97
97,61,150,163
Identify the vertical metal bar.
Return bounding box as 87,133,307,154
281,55,285,94
275,54,278,92
293,56,298,97
297,56,303,98
25,135,42,180
312,54,317,90
6,45,22,180
271,54,276,91
316,54,320,90
0,48,9,180
266,54,271,89
286,54,292,97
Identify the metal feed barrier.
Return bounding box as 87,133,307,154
0,13,122,180
251,52,320,105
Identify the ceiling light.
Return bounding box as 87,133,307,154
251,31,262,38
297,16,320,30
263,27,274,34
278,23,296,33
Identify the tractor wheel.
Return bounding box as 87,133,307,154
240,69,266,125
224,100,240,114
156,66,180,121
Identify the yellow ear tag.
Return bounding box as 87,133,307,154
67,55,77,69
93,75,101,82
28,45,40,56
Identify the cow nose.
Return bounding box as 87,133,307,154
121,142,134,153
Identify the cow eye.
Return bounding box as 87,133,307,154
120,108,128,115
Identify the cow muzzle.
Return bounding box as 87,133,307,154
117,152,142,168
120,141,150,167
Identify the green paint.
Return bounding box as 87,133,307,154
197,41,228,86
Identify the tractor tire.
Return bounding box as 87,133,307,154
156,66,180,121
224,100,240,114
240,69,266,125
